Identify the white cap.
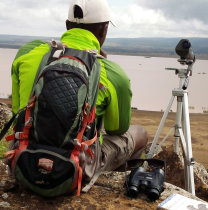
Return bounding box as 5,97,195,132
68,0,115,26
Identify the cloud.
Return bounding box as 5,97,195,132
109,2,208,38
0,0,208,38
134,0,208,23
0,0,69,36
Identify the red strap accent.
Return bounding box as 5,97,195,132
22,96,35,138
27,96,36,108
76,103,89,142
76,104,96,142
85,131,97,159
99,83,103,89
70,104,97,195
74,131,97,159
70,150,82,195
5,134,15,141
18,140,29,150
19,133,28,139
5,132,29,141
84,130,97,147
86,148,94,159
75,103,97,160
4,150,15,160
77,166,83,196
88,107,96,124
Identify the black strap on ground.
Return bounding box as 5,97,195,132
0,114,16,141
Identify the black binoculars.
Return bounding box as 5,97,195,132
125,158,166,201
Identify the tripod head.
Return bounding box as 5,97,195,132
166,39,196,90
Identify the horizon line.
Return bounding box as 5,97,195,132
0,33,208,40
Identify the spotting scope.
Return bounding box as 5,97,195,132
175,39,195,63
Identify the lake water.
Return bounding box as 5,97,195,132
0,48,207,113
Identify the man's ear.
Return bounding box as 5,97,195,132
98,24,105,38
98,23,109,47
66,20,71,30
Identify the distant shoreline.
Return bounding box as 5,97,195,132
1,35,208,60
1,46,208,60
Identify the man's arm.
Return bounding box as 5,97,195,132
11,41,49,114
97,59,132,135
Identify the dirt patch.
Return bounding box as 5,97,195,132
0,99,12,108
155,146,208,202
0,160,207,209
131,109,208,171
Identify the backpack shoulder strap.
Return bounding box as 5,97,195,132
30,39,63,98
62,48,97,74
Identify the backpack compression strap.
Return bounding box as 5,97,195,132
71,103,98,196
4,97,35,170
75,103,97,157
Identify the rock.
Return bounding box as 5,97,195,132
2,193,8,199
161,183,203,202
0,201,10,208
0,180,6,188
0,157,207,209
0,104,207,209
0,102,12,130
155,145,208,202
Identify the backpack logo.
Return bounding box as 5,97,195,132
38,158,54,174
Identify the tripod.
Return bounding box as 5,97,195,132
146,59,195,195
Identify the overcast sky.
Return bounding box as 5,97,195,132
1,0,208,38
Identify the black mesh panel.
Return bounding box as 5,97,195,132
35,70,86,147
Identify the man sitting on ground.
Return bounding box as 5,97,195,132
11,0,148,184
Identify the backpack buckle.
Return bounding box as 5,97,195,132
25,117,33,127
15,132,28,140
74,139,88,152
74,139,81,147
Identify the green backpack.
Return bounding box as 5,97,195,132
4,41,101,197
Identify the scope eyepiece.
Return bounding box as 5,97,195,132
182,40,191,49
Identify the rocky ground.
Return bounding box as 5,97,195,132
0,101,12,130
0,100,207,209
0,149,207,209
